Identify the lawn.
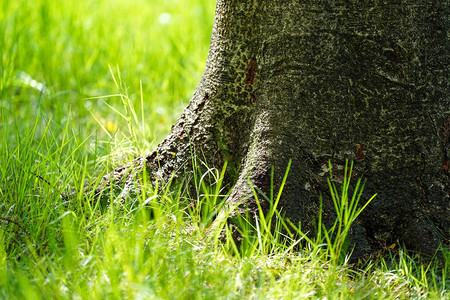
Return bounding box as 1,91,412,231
0,0,448,299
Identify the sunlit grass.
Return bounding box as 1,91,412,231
1,0,213,147
0,0,448,299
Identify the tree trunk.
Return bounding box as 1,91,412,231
142,0,449,256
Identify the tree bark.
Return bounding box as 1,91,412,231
133,0,449,256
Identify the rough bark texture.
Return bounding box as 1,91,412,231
126,0,449,256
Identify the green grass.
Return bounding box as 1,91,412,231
1,0,213,147
0,0,449,299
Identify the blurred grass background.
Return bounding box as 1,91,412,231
1,0,214,152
